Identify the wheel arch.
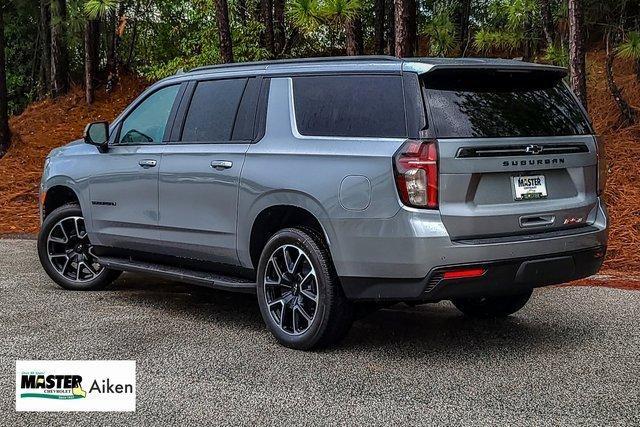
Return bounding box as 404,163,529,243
41,175,93,234
42,184,81,219
247,204,333,270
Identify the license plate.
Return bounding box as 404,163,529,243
513,175,547,200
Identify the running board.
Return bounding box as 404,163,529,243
97,256,256,294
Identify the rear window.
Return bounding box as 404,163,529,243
293,75,407,138
423,70,592,138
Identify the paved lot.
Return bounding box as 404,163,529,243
1,239,638,426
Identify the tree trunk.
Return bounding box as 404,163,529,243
107,3,127,92
455,0,471,56
540,0,555,47
50,0,69,97
568,0,587,110
214,0,234,63
126,0,141,68
605,31,635,126
237,0,248,26
394,0,416,57
345,18,363,56
260,0,275,58
386,0,395,55
273,0,285,56
85,20,99,105
374,0,385,55
39,0,51,97
356,18,363,55
106,10,116,77
0,8,10,156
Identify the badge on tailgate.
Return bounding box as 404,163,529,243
512,175,547,200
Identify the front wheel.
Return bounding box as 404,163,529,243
452,290,533,318
37,204,121,291
256,227,353,350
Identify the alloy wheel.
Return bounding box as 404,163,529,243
263,244,319,335
46,216,104,283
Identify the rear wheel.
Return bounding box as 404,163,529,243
452,290,533,318
37,204,121,290
256,227,353,350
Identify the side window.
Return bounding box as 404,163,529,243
292,75,407,138
119,85,180,145
181,78,248,142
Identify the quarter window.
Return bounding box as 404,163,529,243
292,75,407,138
119,85,180,144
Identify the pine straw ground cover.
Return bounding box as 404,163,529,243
0,55,638,288
0,76,147,234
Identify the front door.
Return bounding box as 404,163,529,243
89,84,181,251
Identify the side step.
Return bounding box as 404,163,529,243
98,256,256,294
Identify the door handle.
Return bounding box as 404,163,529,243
211,160,233,170
138,159,157,168
519,215,555,228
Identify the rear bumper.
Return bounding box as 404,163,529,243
340,246,605,301
332,197,607,301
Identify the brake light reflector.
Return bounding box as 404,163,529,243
442,268,486,280
595,135,607,196
393,139,439,209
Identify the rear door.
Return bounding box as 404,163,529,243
158,77,264,264
422,68,599,240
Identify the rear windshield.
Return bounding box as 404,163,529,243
423,70,592,138
293,75,407,138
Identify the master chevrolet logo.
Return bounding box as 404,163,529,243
20,374,87,400
16,360,136,411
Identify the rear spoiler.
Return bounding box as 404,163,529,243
402,58,567,79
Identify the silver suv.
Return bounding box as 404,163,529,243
37,57,608,349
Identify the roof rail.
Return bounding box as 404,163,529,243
185,55,400,74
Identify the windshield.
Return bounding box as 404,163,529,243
422,69,592,138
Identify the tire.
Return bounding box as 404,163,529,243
256,227,353,350
452,290,533,318
37,204,121,291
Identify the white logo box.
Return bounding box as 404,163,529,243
16,360,136,412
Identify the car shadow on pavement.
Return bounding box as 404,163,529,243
339,301,594,357
111,274,593,356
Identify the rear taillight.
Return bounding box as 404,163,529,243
595,135,607,196
393,139,439,209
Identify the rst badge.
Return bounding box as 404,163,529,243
16,360,136,412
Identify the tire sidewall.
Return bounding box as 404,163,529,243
256,229,332,349
37,204,115,291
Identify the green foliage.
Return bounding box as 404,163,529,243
3,0,39,115
617,31,640,61
4,0,640,119
420,5,457,57
287,0,323,33
474,28,523,53
321,0,361,24
543,43,569,67
141,0,269,80
471,0,538,55
84,0,119,19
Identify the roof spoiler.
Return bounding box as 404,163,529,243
403,59,567,79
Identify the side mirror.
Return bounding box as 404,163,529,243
84,121,109,153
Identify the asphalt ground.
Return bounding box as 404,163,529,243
1,239,638,426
